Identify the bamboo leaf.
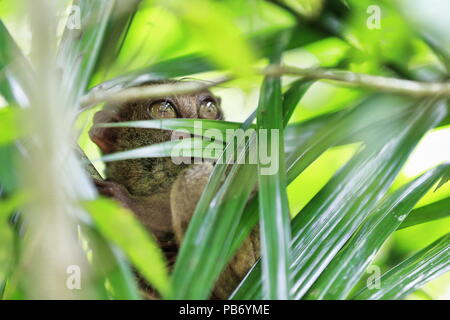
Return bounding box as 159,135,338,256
249,30,293,300
231,94,430,300
84,198,171,297
353,233,450,300
232,98,448,300
435,165,450,190
282,79,314,127
399,196,450,230
305,164,450,300
256,76,292,299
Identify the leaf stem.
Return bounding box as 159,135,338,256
80,65,450,108
272,65,450,97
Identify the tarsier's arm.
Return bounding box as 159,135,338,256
171,162,260,299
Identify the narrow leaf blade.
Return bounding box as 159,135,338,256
306,164,450,299
353,233,450,300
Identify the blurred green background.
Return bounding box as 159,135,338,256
0,0,449,299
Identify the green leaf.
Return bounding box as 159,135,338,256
80,224,140,300
256,75,292,299
285,94,415,182
0,192,25,220
232,98,447,300
435,165,450,190
96,118,251,139
89,0,142,84
0,20,32,107
282,80,315,127
84,198,171,297
399,196,450,230
305,164,450,300
0,107,20,145
353,233,450,300
230,94,430,300
99,137,223,163
0,193,24,288
0,144,18,193
0,21,30,193
230,95,413,298
57,0,115,108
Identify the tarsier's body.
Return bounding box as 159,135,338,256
89,80,259,299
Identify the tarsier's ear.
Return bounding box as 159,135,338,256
89,109,121,154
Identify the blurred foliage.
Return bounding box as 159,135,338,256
84,199,170,297
0,107,20,145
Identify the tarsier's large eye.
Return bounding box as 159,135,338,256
199,99,220,119
149,101,177,119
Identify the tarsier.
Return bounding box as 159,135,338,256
89,80,259,299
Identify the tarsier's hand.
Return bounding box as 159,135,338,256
94,178,177,254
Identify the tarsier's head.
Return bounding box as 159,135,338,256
89,80,223,195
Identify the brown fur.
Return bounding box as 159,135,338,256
89,80,258,299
